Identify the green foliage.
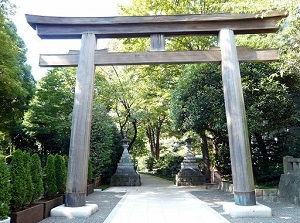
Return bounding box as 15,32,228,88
145,156,155,171
90,104,123,180
88,159,93,184
30,153,43,201
170,63,225,133
44,155,57,197
23,151,33,204
0,6,35,149
54,154,67,194
0,157,11,220
23,67,76,155
153,154,183,179
10,150,26,211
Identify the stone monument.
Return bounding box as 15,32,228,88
176,137,205,186
279,156,300,205
110,135,141,186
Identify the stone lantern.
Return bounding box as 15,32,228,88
175,137,205,186
110,135,141,186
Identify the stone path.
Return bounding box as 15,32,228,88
39,174,300,223
103,174,230,223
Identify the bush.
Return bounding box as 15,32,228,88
145,156,155,171
23,152,33,204
154,154,183,179
10,150,27,211
44,155,57,197
88,159,93,184
90,104,123,181
0,157,11,220
31,154,44,201
54,154,67,194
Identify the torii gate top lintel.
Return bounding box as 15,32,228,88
26,11,287,39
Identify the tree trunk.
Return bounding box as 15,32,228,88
146,117,165,160
199,130,211,182
254,133,269,163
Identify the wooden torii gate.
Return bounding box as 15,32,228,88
26,11,286,208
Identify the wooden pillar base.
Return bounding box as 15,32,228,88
234,191,256,206
65,192,86,207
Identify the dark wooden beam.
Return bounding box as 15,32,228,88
39,48,279,67
26,11,287,39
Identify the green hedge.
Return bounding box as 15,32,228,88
54,154,67,194
44,154,57,197
10,150,27,211
31,154,44,201
0,157,11,220
23,152,33,204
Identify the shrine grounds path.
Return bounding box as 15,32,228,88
40,174,300,223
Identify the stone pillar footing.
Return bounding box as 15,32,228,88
65,192,86,207
234,191,256,206
51,204,98,218
223,202,272,218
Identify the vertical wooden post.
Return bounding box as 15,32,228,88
150,34,165,51
65,33,96,207
219,29,256,206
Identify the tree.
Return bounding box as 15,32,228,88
90,103,123,180
0,2,35,155
170,64,224,180
23,67,76,155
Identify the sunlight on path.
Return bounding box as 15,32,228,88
103,174,230,223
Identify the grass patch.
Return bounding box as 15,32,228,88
255,183,278,189
96,184,110,190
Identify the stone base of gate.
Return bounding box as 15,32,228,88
223,202,272,218
50,204,98,218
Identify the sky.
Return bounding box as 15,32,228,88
10,0,131,80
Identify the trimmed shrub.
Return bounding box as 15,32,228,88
10,149,26,211
0,157,11,220
88,159,93,184
44,155,57,197
31,154,44,201
54,154,67,194
23,152,33,204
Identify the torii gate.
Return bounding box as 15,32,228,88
26,11,286,209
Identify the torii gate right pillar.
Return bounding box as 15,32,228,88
219,29,256,206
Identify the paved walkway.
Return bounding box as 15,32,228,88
103,174,230,223
40,174,300,223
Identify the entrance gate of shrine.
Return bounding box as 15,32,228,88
26,11,286,208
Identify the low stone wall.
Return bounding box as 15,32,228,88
218,181,278,202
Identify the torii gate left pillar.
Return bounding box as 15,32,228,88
65,33,96,207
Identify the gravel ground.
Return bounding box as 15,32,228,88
191,190,300,223
39,190,125,223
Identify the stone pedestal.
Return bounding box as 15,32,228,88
110,136,141,186
223,202,272,218
279,173,300,205
176,137,205,186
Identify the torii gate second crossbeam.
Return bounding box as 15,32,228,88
26,11,286,210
